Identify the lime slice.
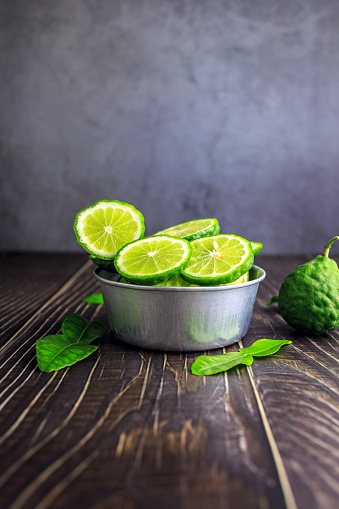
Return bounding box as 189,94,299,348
118,277,133,284
74,200,145,259
89,255,116,270
155,272,249,287
251,241,263,256
181,235,254,286
114,235,192,284
155,218,220,241
224,271,249,285
120,275,198,287
155,275,199,287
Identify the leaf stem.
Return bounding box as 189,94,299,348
324,236,339,257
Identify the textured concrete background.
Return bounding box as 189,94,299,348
1,0,339,254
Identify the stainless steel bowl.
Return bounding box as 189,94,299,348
94,265,265,352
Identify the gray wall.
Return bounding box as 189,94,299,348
1,0,339,255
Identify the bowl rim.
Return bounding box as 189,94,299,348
94,264,266,292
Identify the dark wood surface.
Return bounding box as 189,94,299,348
1,253,338,509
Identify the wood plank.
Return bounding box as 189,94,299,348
0,253,87,347
247,255,339,509
0,255,338,509
0,256,287,509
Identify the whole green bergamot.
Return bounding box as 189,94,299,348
267,236,339,335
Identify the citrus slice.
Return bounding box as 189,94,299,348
89,255,116,270
250,241,263,256
119,275,198,287
224,271,249,285
154,272,249,287
155,218,220,241
74,200,145,259
155,275,199,287
181,235,254,286
114,235,192,284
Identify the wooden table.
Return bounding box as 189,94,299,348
1,253,338,509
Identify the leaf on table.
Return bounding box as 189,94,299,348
239,338,292,357
36,337,98,373
83,293,104,304
36,313,105,372
37,334,65,342
191,352,253,376
61,313,105,344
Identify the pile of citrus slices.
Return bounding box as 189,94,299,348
74,200,262,287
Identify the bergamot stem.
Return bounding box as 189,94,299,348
324,236,339,257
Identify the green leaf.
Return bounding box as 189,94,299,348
191,352,254,376
37,334,65,342
83,293,104,304
61,313,105,344
266,295,279,306
36,313,105,372
239,338,292,357
36,337,98,373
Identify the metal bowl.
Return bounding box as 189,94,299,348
94,265,265,352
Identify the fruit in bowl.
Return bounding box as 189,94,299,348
73,201,265,351
74,200,263,287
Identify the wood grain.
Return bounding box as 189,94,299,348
0,254,338,509
0,253,86,347
248,256,339,509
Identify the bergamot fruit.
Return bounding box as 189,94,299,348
267,236,339,335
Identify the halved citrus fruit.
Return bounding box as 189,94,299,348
154,275,198,287
155,218,219,241
250,241,263,256
154,272,249,287
74,200,144,259
89,255,116,270
181,235,253,286
225,271,249,285
114,235,192,284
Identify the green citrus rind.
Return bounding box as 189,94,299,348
89,255,116,270
155,218,220,241
250,241,263,256
74,200,145,259
119,271,249,287
154,275,199,287
223,271,249,285
155,271,249,287
278,255,339,335
181,234,254,286
114,235,192,285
